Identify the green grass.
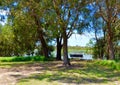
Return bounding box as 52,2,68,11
68,46,93,54
16,60,120,85
95,60,120,70
0,61,33,68
0,56,55,68
0,59,120,84
0,56,55,62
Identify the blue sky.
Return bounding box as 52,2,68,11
0,9,8,25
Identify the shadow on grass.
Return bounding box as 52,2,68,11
17,61,120,84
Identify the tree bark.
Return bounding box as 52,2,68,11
62,30,71,66
56,37,62,60
107,22,115,60
34,15,49,58
103,0,115,60
39,32,49,58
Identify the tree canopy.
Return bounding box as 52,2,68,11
0,0,120,65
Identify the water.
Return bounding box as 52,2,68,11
68,53,93,60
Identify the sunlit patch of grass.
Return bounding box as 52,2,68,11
0,61,34,68
95,60,120,70
0,56,55,68
17,61,120,85
17,69,109,85
0,60,120,85
0,56,55,62
18,79,62,85
17,70,82,85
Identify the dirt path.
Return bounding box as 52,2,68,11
0,63,44,85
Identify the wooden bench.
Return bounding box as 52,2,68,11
70,53,83,59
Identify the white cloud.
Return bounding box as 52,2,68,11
68,33,94,46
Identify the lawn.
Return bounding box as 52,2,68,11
0,59,120,85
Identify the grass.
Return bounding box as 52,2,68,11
0,56,55,68
0,58,120,85
68,46,93,54
0,56,55,62
0,61,33,68
16,60,120,85
95,60,120,70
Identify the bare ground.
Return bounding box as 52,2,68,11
0,63,43,85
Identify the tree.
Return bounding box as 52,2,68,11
41,8,63,60
0,25,15,56
46,0,89,66
93,0,120,59
4,0,51,58
12,12,37,56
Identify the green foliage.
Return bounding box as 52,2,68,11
0,56,55,62
0,0,119,61
114,20,120,59
0,24,15,56
95,60,120,70
93,0,120,60
93,38,105,59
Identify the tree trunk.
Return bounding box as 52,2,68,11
105,1,115,60
62,30,71,66
34,15,49,58
56,37,62,60
107,22,115,60
39,33,49,58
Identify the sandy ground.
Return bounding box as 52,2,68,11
0,63,43,85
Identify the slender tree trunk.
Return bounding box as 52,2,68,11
56,37,62,60
62,30,71,66
107,22,115,60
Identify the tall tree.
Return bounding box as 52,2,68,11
94,0,120,59
45,0,89,66
4,0,51,57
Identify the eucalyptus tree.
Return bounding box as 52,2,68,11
44,15,63,60
43,0,89,66
3,0,52,57
92,0,120,59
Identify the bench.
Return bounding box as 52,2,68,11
70,53,83,59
